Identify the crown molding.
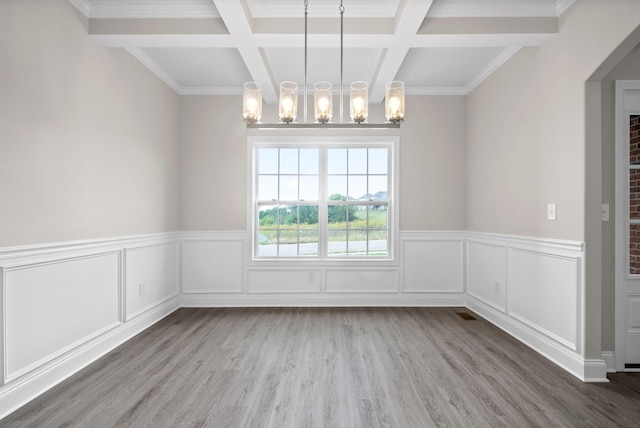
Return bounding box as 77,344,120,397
125,47,181,93
179,87,243,96
86,0,219,19
464,46,521,94
556,0,576,16
67,0,91,17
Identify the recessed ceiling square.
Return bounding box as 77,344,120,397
265,47,382,88
141,48,252,89
396,47,505,88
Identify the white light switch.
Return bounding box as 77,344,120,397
602,204,610,222
547,203,557,221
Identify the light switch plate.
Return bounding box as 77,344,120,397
547,203,557,221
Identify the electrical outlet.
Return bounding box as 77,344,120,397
308,272,315,282
547,203,557,221
139,283,145,297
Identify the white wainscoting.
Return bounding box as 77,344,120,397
180,231,466,307
181,232,245,294
402,232,465,293
465,232,606,382
0,233,180,419
0,229,607,420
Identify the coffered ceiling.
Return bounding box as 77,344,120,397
69,0,575,103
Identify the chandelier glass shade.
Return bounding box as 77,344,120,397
242,82,262,124
279,81,298,124
242,1,404,128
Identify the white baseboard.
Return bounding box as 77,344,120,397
601,351,616,373
181,293,466,307
468,296,608,383
0,297,179,420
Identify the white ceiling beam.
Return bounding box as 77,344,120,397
369,0,436,103
212,0,278,103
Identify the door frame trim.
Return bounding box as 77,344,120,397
614,80,640,371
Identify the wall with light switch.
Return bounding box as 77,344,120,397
466,1,640,362
599,42,640,353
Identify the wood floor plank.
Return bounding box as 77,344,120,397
4,307,640,427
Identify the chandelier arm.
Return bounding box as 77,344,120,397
340,0,344,123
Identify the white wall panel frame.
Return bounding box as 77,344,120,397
401,231,465,293
466,238,508,311
124,240,180,321
2,251,122,383
181,232,245,294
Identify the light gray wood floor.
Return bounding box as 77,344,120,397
4,307,640,427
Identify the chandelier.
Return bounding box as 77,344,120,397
242,0,405,129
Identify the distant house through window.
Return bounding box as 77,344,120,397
251,138,397,259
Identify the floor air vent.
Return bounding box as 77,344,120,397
457,312,477,321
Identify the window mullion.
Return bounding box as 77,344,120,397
318,147,328,257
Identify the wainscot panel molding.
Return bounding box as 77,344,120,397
401,231,465,293
0,229,606,420
465,232,606,382
0,233,181,420
181,231,245,294
178,231,466,306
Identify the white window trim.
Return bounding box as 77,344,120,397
247,135,400,265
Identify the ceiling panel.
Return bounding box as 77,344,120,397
427,0,560,18
396,47,505,88
72,0,575,98
246,0,401,19
265,47,383,89
141,48,252,88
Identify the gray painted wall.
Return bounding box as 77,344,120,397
0,0,180,247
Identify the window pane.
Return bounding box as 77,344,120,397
299,176,319,201
299,229,319,256
369,148,388,174
280,148,298,174
298,205,319,226
328,175,347,199
370,230,388,256
328,148,347,174
368,206,387,229
347,231,367,256
631,115,640,166
632,224,640,274
258,175,278,200
258,204,279,228
254,143,393,259
348,175,367,200
346,205,365,227
328,230,347,256
279,205,298,229
258,243,276,257
300,149,319,174
632,169,640,219
368,176,387,200
279,176,298,201
348,148,367,174
258,148,278,174
279,229,298,245
328,204,347,227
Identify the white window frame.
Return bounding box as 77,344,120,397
248,135,399,262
